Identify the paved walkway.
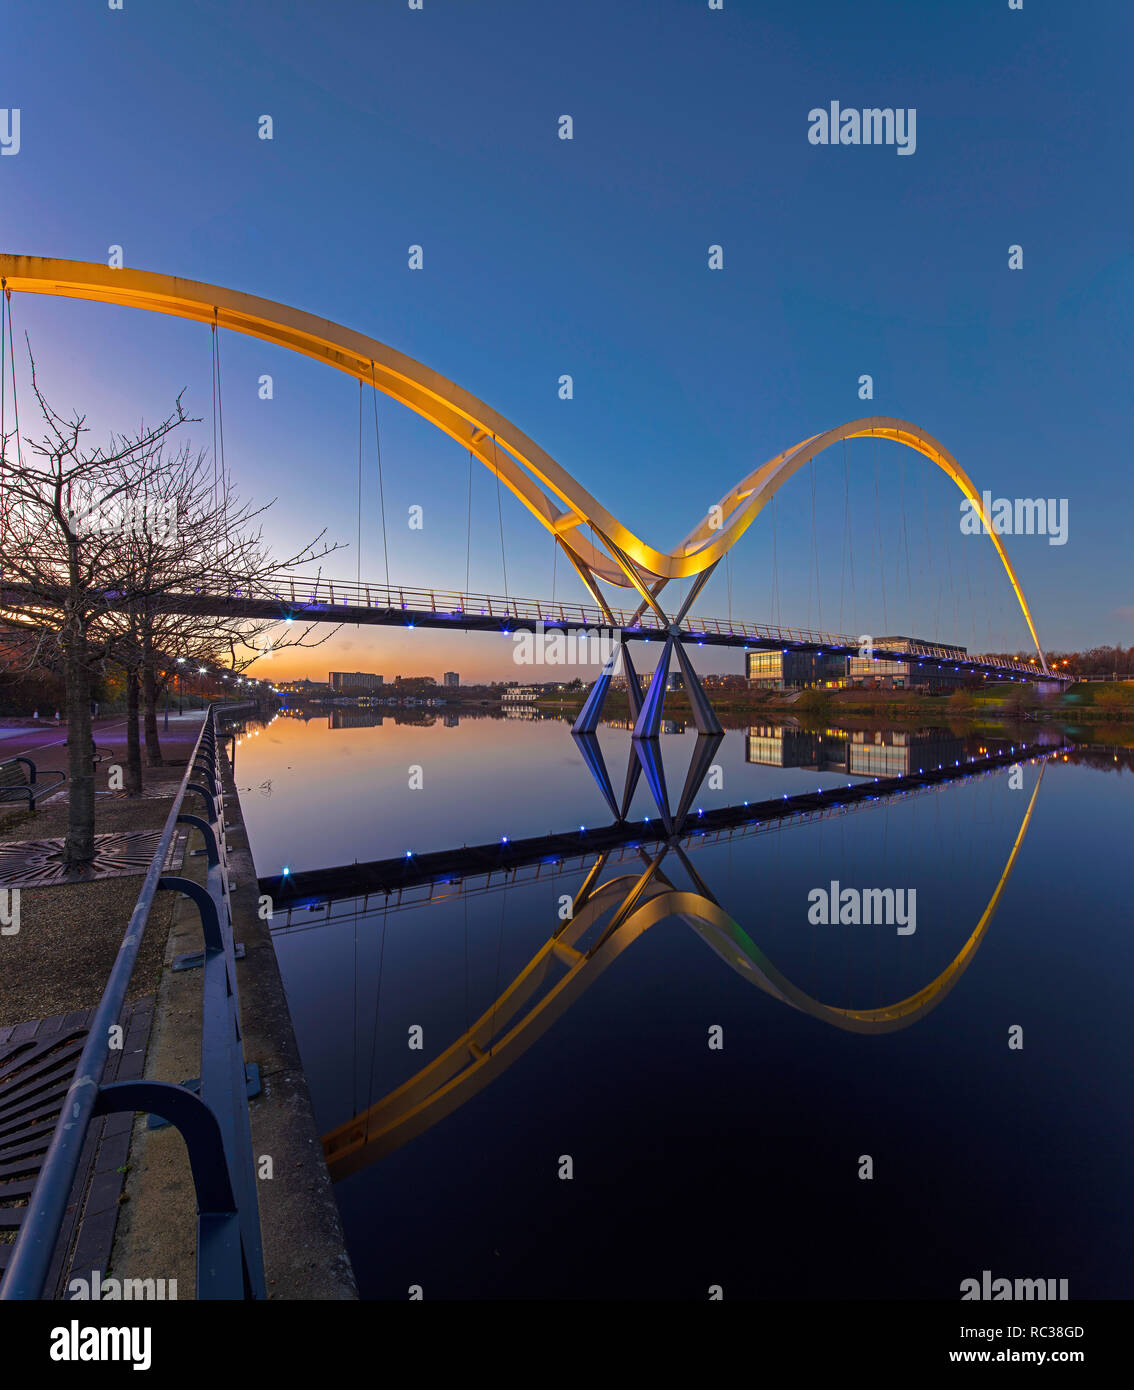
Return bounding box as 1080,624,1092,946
0,999,154,1297
0,709,206,773
0,712,208,1025
0,715,195,1295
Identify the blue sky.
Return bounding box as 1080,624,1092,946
3,0,1131,679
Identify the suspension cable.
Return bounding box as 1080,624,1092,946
810,457,822,631
492,435,509,600
2,289,25,596
369,363,390,592
356,381,363,597
1,284,7,584
839,440,849,632
210,320,218,512
944,499,959,646
900,454,914,638
873,433,887,632
6,291,24,472
210,312,227,528
465,449,473,599
920,456,931,640
845,440,857,634
463,879,471,1037
488,883,509,1056
351,897,360,1121
363,899,390,1148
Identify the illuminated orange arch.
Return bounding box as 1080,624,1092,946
321,763,1047,1180
0,254,1045,665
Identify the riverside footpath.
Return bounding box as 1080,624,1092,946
0,705,356,1299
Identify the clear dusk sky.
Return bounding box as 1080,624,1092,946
3,0,1131,682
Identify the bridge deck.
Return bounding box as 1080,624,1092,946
1,577,1058,682
261,740,1064,908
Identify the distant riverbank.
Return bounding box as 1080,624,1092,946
526,681,1134,724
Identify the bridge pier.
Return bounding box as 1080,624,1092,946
571,634,723,739
633,635,723,739
571,648,620,736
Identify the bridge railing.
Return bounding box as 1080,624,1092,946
0,702,266,1301
204,575,867,647
199,574,1052,677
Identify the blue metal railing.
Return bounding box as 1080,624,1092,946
1,702,266,1300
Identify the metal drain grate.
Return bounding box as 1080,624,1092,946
0,829,187,888
55,781,187,802
0,1024,89,1278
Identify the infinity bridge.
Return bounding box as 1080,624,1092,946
0,255,1063,730
0,570,1059,742
295,749,1053,1181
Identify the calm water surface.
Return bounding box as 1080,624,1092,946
232,708,1133,1299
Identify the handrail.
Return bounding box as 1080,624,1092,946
0,572,1061,677
206,574,1056,676
1,701,265,1301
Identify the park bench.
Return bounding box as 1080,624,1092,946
0,757,66,810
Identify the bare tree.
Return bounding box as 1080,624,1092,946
0,355,189,863
97,441,341,775
3,344,348,848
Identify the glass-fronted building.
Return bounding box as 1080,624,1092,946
746,637,973,691
847,637,970,691
746,650,848,690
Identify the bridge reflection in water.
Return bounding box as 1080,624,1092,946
266,725,1054,1183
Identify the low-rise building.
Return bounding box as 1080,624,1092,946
329,671,383,694
746,650,847,690
847,637,969,691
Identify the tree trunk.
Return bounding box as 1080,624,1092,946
62,621,95,867
125,667,143,795
143,656,163,767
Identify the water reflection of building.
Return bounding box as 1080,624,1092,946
746,724,848,768
604,718,686,734
746,724,966,776
329,708,386,729
845,728,965,776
